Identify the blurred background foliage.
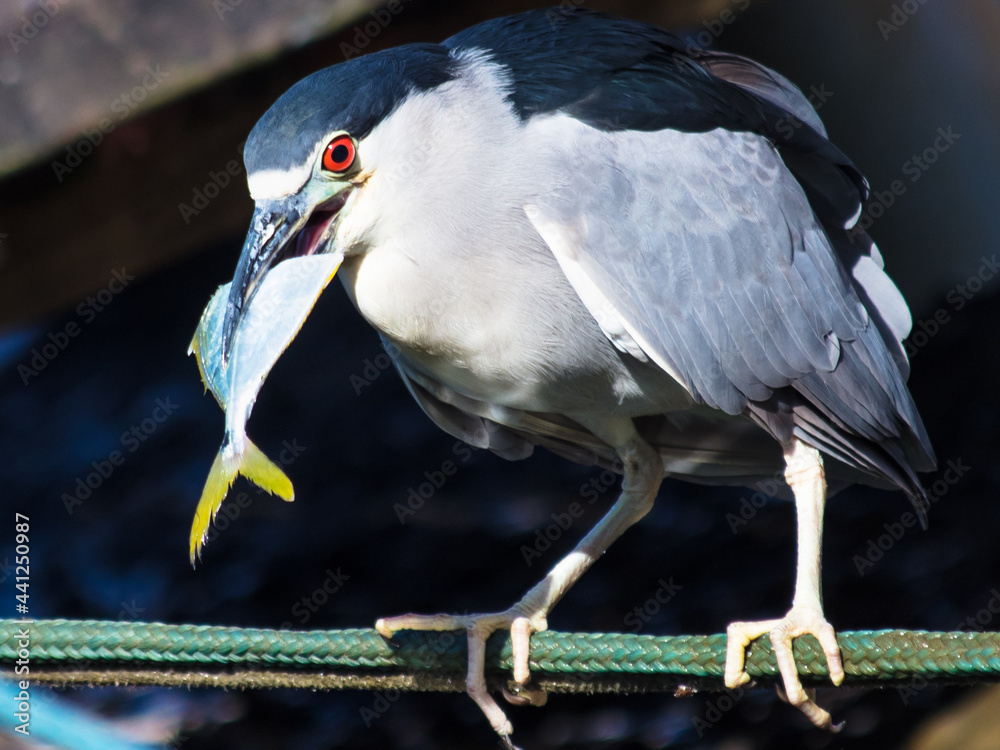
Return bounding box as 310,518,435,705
0,1,998,748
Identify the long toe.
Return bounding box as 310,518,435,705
376,607,548,741
726,608,843,731
768,607,843,730
725,618,780,688
773,608,844,686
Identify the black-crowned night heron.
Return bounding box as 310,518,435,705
202,8,935,744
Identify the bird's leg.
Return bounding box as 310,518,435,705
376,431,664,746
724,439,844,730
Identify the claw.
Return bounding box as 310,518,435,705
375,607,549,741
776,684,844,731
373,436,663,744
502,682,548,706
725,606,843,730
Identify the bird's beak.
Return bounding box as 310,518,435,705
221,188,348,362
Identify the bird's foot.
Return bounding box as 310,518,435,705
725,606,844,730
376,606,548,745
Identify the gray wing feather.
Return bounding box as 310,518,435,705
693,50,868,228
524,118,934,490
526,122,859,414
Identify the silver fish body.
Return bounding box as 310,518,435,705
188,252,343,561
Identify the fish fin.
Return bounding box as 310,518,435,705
189,447,236,565
188,335,211,396
240,438,295,502
189,439,295,566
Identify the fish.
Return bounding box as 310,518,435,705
188,252,343,563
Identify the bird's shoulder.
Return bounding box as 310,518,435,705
444,10,816,140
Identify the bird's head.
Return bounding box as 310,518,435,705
220,45,455,360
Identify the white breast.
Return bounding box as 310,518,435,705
332,50,691,416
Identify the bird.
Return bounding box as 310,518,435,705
201,7,935,745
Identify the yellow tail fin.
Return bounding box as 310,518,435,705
189,439,294,565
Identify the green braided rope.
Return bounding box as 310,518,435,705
2,619,999,692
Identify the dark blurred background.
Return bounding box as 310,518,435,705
0,1,998,748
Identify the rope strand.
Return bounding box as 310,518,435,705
3,619,999,693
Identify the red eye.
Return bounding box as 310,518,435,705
322,134,356,173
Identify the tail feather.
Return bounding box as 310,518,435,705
189,438,294,564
